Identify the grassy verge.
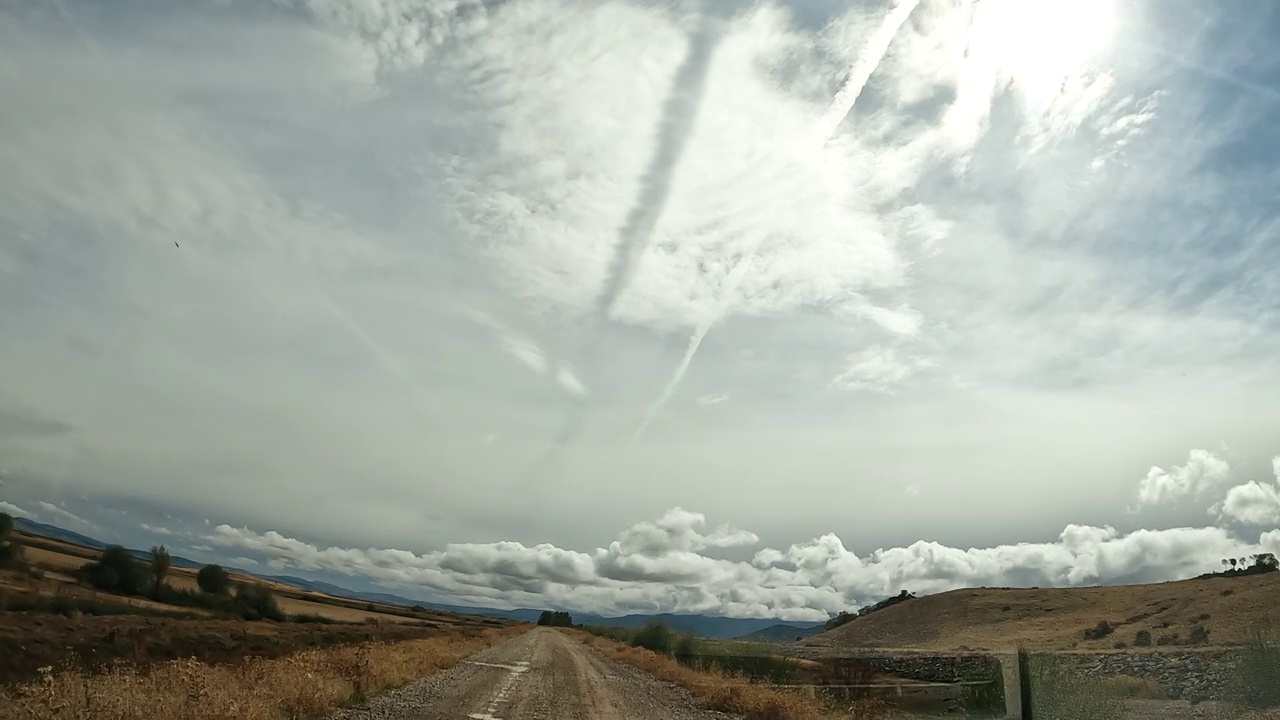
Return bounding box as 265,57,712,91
2,626,521,720
570,630,893,719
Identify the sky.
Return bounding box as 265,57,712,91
1,0,1279,621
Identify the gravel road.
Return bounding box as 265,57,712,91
331,627,735,720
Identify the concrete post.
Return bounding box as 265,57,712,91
998,653,1023,719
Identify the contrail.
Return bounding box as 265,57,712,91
535,6,724,459
812,0,921,144
594,6,724,321
634,0,920,438
318,294,436,425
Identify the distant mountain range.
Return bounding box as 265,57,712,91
259,575,825,639
737,622,827,643
10,516,826,640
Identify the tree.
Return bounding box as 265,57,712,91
536,610,573,627
234,583,284,621
84,546,150,595
150,545,171,600
1253,553,1278,572
197,564,231,595
631,623,674,654
0,512,22,568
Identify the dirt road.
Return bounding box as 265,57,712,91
332,627,732,720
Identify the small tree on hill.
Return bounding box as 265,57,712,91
150,545,171,600
197,564,231,595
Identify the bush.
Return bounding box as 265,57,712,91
233,584,284,622
630,623,674,655
82,546,151,596
1133,630,1152,647
1188,624,1209,645
536,610,573,627
825,611,857,632
1083,620,1114,640
1156,633,1180,647
197,564,231,595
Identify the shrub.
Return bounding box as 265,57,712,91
196,564,231,595
1188,625,1209,645
536,611,573,627
674,633,699,662
1083,620,1114,640
824,611,857,632
1156,633,1179,647
631,622,674,655
82,546,151,596
233,584,284,622
1134,630,1152,647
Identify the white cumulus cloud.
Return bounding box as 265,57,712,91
1135,448,1232,506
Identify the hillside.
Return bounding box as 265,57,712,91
737,622,825,643
803,573,1280,652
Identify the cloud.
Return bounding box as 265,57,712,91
1135,448,1233,507
1214,457,1280,526
279,0,491,77
697,393,729,406
35,501,91,527
206,505,1263,620
140,523,176,536
0,501,31,518
831,345,934,392
229,556,259,567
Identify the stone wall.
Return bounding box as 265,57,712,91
1068,650,1239,701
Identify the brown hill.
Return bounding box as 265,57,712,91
803,573,1280,652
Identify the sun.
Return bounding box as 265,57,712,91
976,0,1117,92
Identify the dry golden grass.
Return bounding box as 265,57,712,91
568,630,896,720
807,572,1280,651
2,626,522,720
11,532,457,626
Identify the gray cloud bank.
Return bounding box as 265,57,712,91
207,455,1280,620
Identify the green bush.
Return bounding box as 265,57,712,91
1233,632,1280,707
631,622,674,654
82,546,152,596
1133,630,1152,647
234,584,284,621
536,610,574,627
196,564,231,595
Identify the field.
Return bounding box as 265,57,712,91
806,572,1280,651
0,530,514,688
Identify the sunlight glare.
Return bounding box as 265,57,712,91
978,0,1116,91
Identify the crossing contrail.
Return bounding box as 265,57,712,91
634,0,920,438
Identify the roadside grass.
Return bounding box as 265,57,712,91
571,629,893,719
2,627,520,720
